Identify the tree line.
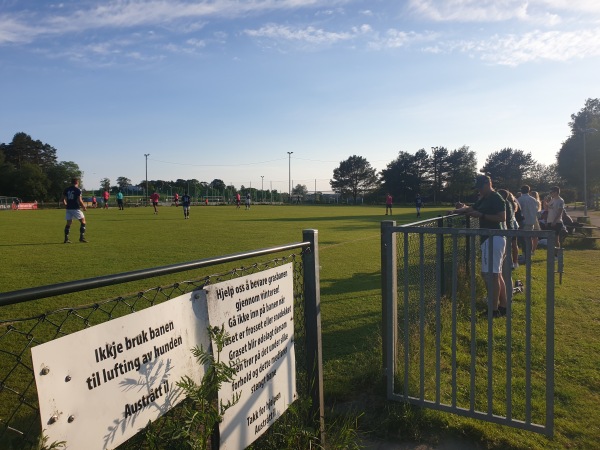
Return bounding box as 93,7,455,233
331,99,599,205
2,99,598,204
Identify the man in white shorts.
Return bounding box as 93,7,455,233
61,178,88,243
517,185,541,256
452,175,507,318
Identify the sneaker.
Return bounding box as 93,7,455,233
79,238,88,243
492,309,505,319
64,239,71,244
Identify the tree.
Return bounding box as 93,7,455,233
523,163,563,193
480,148,536,192
292,184,308,197
100,178,111,192
116,177,131,190
445,146,477,202
429,146,449,204
209,179,226,191
46,161,83,200
380,149,431,202
13,163,49,200
330,155,379,202
556,98,600,203
2,132,57,170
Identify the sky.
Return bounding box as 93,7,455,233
1,0,599,194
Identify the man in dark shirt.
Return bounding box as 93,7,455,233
61,178,88,243
181,192,191,219
452,175,507,317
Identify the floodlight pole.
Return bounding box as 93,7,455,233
144,153,150,205
287,152,293,203
261,175,264,202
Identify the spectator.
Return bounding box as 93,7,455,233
451,175,507,318
517,185,541,257
498,189,520,269
547,186,565,256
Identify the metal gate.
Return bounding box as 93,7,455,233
381,216,555,436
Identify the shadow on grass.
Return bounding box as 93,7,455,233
320,271,380,296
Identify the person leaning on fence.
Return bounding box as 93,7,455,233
498,189,520,270
547,186,565,256
451,175,508,318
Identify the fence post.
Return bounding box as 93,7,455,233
437,216,445,294
302,229,325,444
381,220,397,395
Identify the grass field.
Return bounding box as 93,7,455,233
1,204,600,449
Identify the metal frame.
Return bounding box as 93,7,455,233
0,230,325,447
382,219,555,436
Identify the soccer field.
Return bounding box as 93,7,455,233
3,205,600,450
0,203,429,343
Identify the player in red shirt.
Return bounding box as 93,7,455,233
150,192,160,214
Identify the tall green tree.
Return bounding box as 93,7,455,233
47,161,83,200
116,177,131,190
100,178,111,192
381,151,421,202
330,155,379,202
556,98,600,203
209,179,226,192
2,132,57,170
445,146,477,202
292,184,308,197
480,148,536,192
429,146,449,204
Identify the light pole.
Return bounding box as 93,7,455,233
144,153,150,205
287,152,293,203
261,175,264,202
582,128,598,218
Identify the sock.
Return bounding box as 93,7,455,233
80,224,86,239
64,225,70,239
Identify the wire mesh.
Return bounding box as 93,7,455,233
0,252,307,450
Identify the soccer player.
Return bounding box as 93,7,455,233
61,178,88,243
150,191,160,214
236,192,241,209
102,190,109,209
174,192,179,207
181,192,191,219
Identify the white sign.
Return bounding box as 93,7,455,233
31,292,210,450
205,263,296,450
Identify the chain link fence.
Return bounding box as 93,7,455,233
1,238,321,449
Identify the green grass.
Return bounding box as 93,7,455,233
1,204,600,449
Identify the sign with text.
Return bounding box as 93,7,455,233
31,293,210,450
205,263,296,450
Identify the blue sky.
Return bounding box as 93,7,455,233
1,0,599,194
